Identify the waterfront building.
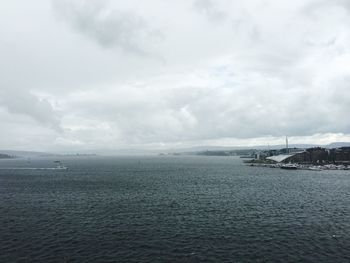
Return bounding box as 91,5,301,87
266,147,350,165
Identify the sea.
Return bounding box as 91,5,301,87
0,156,349,262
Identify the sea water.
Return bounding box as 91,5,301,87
0,156,349,262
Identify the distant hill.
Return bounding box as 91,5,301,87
1,142,349,157
327,142,350,148
0,153,16,159
0,150,99,158
0,150,53,158
165,142,350,155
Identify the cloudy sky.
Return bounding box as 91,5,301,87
1,0,350,152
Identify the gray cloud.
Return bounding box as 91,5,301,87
193,0,228,22
329,0,350,11
52,0,162,56
0,90,62,132
304,0,350,15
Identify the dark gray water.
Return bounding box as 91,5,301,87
0,156,349,262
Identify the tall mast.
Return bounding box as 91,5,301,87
286,136,289,154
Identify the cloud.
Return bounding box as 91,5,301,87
0,89,62,132
58,60,350,147
304,0,350,15
52,0,162,56
1,0,350,151
327,0,350,11
192,0,228,22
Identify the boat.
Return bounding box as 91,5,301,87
54,161,68,170
55,165,68,170
308,166,323,171
280,163,298,170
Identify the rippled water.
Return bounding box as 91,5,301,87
0,156,350,262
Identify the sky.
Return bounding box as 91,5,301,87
1,0,350,152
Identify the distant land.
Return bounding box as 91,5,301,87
0,150,53,158
1,142,350,158
161,142,350,156
0,150,97,158
0,153,16,159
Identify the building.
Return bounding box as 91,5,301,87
266,147,350,164
329,147,350,164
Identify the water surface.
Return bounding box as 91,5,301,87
0,156,349,262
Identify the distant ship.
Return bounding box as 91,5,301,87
54,161,68,170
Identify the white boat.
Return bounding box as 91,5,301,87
55,165,68,170
54,161,68,170
308,166,323,171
